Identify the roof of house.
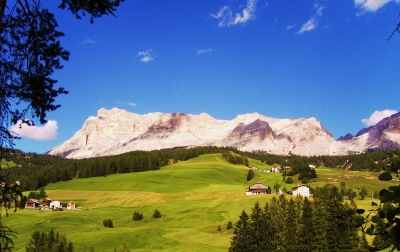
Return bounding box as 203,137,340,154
26,199,40,204
289,184,312,192
248,182,268,190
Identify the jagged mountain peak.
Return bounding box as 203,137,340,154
47,108,400,158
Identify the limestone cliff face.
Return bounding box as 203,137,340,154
337,112,400,153
47,108,400,159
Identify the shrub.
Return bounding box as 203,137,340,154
103,219,114,228
246,170,254,181
153,210,161,218
217,225,221,232
285,176,293,184
227,220,233,230
378,172,392,181
132,211,143,221
301,177,309,184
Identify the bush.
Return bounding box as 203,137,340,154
103,219,114,228
285,176,293,184
246,170,254,181
217,225,221,232
227,220,233,229
301,177,309,184
132,211,143,221
378,172,392,181
153,210,161,218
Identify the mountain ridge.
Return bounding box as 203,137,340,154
47,108,400,158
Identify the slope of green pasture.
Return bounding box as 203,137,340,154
7,154,279,251
1,159,20,168
46,154,251,193
314,168,398,194
5,153,397,251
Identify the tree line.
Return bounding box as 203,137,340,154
1,147,399,192
235,148,400,172
0,146,234,191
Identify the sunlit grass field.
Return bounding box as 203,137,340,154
3,153,398,251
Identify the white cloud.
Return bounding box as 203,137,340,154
297,4,324,34
298,18,318,34
315,4,324,16
211,0,258,27
115,101,138,107
197,49,212,55
361,109,398,126
9,120,58,141
137,49,154,62
354,0,400,12
286,23,296,30
82,38,95,44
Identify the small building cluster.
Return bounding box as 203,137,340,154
25,198,76,210
246,183,312,198
263,165,281,173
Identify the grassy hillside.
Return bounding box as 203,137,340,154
3,153,397,251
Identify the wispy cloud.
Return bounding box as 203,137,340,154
197,49,213,55
286,23,296,30
9,120,58,141
297,4,325,34
137,49,154,62
354,0,400,12
82,38,95,44
115,101,138,107
361,109,398,126
211,0,258,27
298,18,318,34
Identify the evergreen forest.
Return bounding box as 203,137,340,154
1,147,399,192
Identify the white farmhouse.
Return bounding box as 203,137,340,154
289,184,312,197
50,200,62,209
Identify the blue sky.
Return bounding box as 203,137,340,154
9,0,400,154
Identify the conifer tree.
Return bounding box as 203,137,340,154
260,202,279,251
283,198,298,252
314,185,359,252
248,201,265,251
227,220,233,230
276,194,288,250
26,229,73,252
297,197,314,252
246,170,254,181
229,210,252,252
310,198,328,251
268,197,281,250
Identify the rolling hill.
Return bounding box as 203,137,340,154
3,154,396,251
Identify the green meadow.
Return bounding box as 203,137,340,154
3,153,397,251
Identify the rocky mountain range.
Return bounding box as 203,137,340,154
47,108,400,159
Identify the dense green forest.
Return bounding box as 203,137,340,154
1,147,399,192
229,185,372,252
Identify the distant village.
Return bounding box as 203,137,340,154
245,164,315,197
25,198,77,210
